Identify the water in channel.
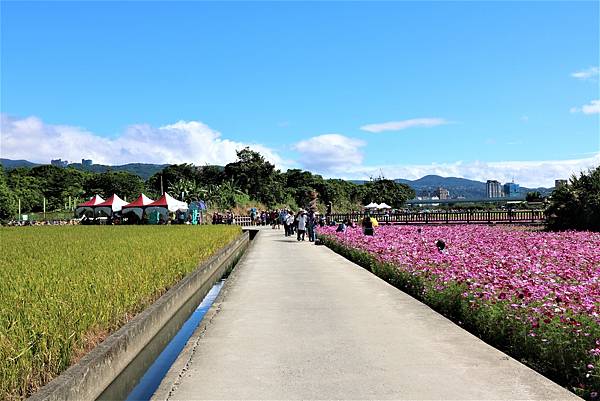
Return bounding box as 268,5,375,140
125,280,225,401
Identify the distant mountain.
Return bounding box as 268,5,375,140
0,158,41,169
0,159,555,195
394,175,553,198
0,159,167,180
395,175,487,198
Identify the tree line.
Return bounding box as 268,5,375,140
0,148,415,220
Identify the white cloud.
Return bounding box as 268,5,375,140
325,153,600,188
0,114,287,168
293,134,365,172
3,114,597,188
571,66,599,80
360,118,450,133
570,99,600,115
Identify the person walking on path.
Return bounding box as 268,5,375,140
271,210,280,229
280,210,289,236
297,210,307,241
286,212,295,236
307,211,317,242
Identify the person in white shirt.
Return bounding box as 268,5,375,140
286,213,295,236
297,211,307,241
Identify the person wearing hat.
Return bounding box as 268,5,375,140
297,210,307,241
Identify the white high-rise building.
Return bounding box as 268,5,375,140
486,180,502,198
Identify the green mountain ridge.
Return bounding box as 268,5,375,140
1,159,167,180
1,159,552,198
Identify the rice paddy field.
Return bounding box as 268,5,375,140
0,225,241,400
319,225,600,399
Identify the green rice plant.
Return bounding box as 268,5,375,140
0,225,241,400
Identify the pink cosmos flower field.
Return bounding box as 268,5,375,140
319,224,600,396
319,224,600,330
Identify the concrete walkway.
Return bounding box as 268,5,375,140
154,228,579,400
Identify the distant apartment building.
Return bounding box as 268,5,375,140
436,187,449,200
82,159,93,166
503,182,520,197
555,179,568,189
486,180,503,198
50,159,69,168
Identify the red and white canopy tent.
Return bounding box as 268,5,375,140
121,194,155,219
145,193,188,219
75,195,105,217
94,194,129,217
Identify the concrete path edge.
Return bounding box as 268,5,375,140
150,231,257,401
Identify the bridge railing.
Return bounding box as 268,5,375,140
235,216,253,226
327,210,545,225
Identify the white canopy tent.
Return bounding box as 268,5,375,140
377,202,392,209
145,193,189,220
94,194,129,217
75,195,105,218
121,194,155,220
364,202,379,209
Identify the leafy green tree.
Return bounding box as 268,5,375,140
318,179,360,212
224,148,284,206
546,166,600,231
360,179,415,209
169,178,196,201
84,171,145,201
279,169,321,208
0,166,18,220
197,165,226,186
147,164,199,195
28,166,86,210
6,168,44,212
257,174,286,207
526,191,543,202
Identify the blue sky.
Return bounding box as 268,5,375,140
1,1,599,186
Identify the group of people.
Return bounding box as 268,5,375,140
212,211,236,225
335,215,379,235
248,208,325,242
249,209,282,228
282,209,324,242
4,219,78,227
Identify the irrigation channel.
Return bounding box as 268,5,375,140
90,229,260,401
98,280,226,401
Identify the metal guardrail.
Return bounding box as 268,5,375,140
327,210,545,225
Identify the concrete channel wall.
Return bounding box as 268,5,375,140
28,231,250,401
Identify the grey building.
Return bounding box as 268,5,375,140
50,159,68,168
436,187,450,200
486,180,503,198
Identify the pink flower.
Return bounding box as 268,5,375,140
319,225,600,325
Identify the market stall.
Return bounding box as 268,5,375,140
144,193,188,223
94,194,128,217
75,195,105,218
121,194,155,221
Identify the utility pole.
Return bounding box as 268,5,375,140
160,175,164,194
43,197,46,220
18,198,21,221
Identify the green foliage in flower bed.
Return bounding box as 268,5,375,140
0,225,241,400
320,234,600,400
